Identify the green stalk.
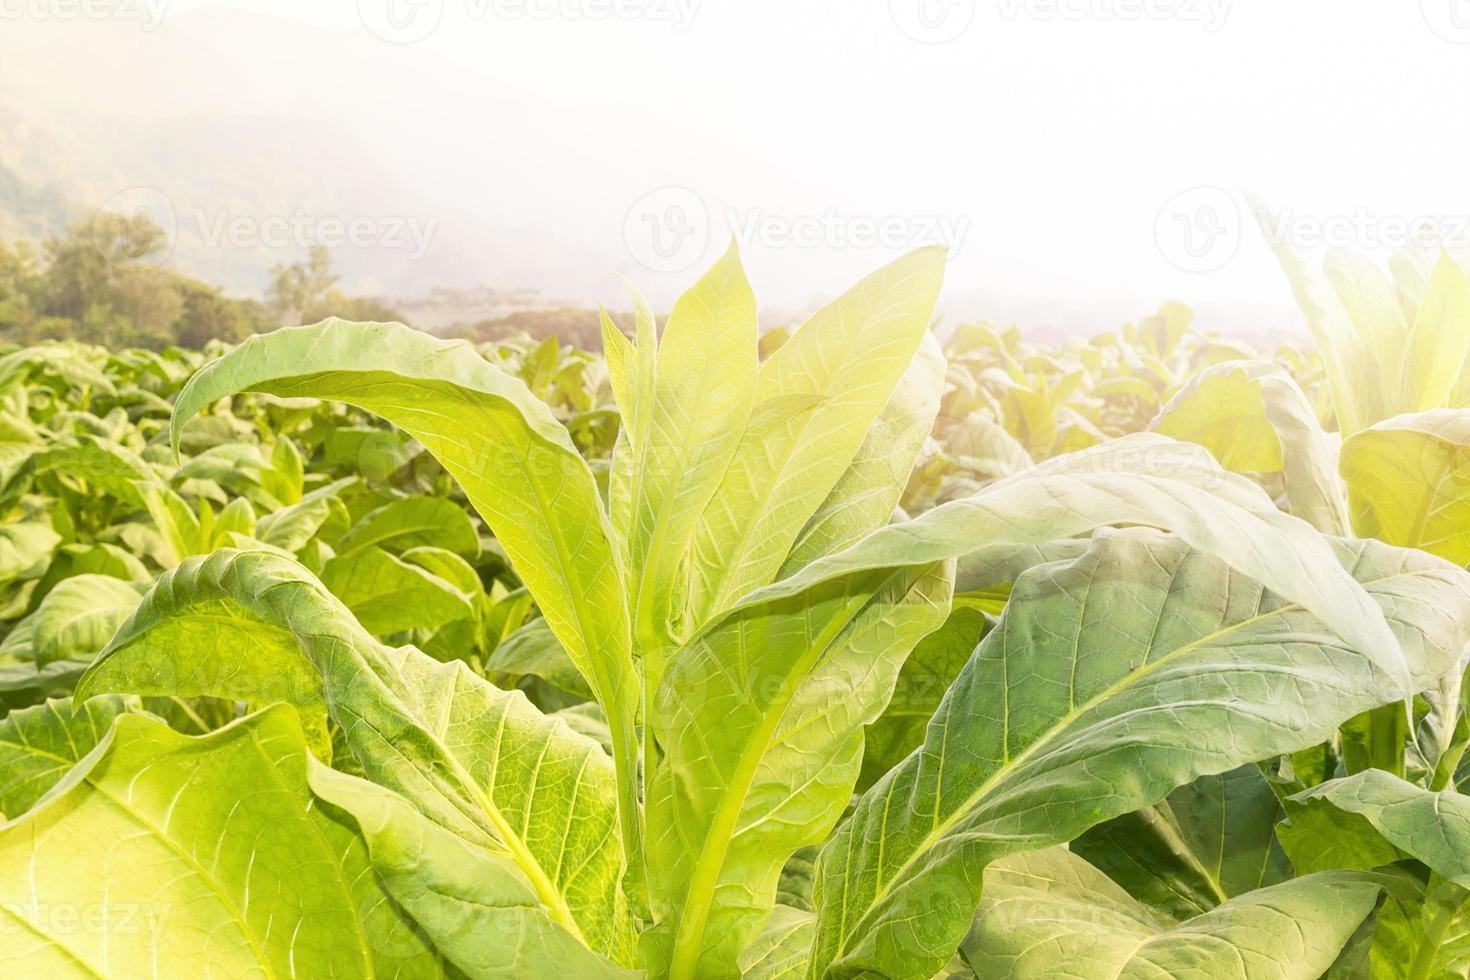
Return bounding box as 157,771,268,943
1407,883,1468,980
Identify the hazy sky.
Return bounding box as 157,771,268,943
5,0,1470,334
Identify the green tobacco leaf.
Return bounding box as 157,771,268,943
1282,770,1470,978
686,246,947,626
168,318,641,877
78,549,635,971
487,618,593,700
0,704,443,978
28,435,155,509
320,545,475,635
311,764,637,979
1151,360,1350,534
255,476,353,551
766,444,1410,697
1401,252,1470,413
1072,763,1292,920
604,276,658,570
961,847,1378,979
780,331,945,575
776,844,819,912
1283,770,1470,881
0,660,91,712
806,528,1470,979
1340,408,1470,563
336,495,480,558
30,574,143,666
0,523,59,585
858,605,990,793
623,241,758,669
0,695,135,818
136,482,200,562
30,542,149,598
645,555,952,980
737,905,814,980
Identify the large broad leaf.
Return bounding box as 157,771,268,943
486,618,593,701
737,905,814,980
766,438,1409,693
643,555,953,980
27,435,155,510
960,847,1378,979
168,318,642,875
335,496,480,558
1151,360,1349,534
320,545,475,636
643,434,1414,979
857,605,991,793
1340,408,1470,564
779,331,946,575
1258,221,1470,434
310,764,637,980
0,523,58,585
0,704,443,978
806,529,1470,979
621,242,758,669
254,476,354,552
1071,763,1292,921
0,695,134,818
1281,770,1470,978
29,574,143,667
77,549,635,974
685,246,947,626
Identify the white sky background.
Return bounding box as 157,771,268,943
6,0,1470,337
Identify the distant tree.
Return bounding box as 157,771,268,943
174,280,272,348
302,293,405,324
461,308,608,348
0,239,41,339
39,217,182,336
2,232,404,350
268,246,405,324
266,245,338,323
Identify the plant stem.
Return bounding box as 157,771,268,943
1407,887,1468,980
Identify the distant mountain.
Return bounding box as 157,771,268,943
0,163,73,243
0,15,612,318
0,100,603,311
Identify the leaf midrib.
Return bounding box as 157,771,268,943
668,564,935,980
836,563,1416,961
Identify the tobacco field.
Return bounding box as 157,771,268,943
4,242,1470,979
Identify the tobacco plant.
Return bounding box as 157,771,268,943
3,245,1470,978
